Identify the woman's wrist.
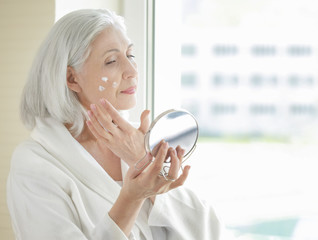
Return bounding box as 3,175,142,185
119,187,146,204
109,189,145,237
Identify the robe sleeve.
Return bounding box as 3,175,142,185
91,213,136,240
148,187,234,240
7,142,131,240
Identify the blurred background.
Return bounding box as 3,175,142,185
1,0,318,239
154,0,318,239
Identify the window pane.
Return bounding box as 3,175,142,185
154,0,318,239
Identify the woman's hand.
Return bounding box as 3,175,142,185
122,142,191,201
86,98,150,166
108,143,190,237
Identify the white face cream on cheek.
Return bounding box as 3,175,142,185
99,77,108,91
98,85,105,92
101,77,108,82
112,82,118,88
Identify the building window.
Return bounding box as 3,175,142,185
181,73,197,87
181,44,196,56
211,104,237,115
287,45,312,56
250,74,263,86
290,104,317,115
250,104,276,115
251,45,276,56
212,44,238,56
211,74,239,86
288,75,316,87
250,74,278,87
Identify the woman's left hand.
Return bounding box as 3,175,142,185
86,98,150,166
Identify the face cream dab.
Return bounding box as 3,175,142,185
98,85,105,92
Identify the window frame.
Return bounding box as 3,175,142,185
122,0,156,121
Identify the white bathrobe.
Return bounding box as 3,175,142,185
7,117,226,240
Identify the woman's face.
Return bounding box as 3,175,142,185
73,27,138,110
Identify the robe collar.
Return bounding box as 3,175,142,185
30,117,122,203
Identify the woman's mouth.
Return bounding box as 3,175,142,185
121,86,136,94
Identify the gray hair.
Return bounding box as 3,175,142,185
20,9,126,136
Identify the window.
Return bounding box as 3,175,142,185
213,44,238,56
250,104,276,115
251,45,276,56
290,104,317,116
181,44,197,56
287,45,312,56
212,103,237,115
181,73,197,87
211,74,239,87
153,0,318,239
250,74,278,87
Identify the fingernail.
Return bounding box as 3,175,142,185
171,149,176,156
90,104,96,111
87,110,93,116
100,98,106,105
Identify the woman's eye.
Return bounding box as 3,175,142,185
127,54,135,59
105,60,116,65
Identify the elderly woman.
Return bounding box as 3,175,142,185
7,9,225,240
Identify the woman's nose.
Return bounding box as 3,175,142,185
123,58,138,80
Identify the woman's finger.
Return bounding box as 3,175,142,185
97,99,113,122
86,120,101,139
151,140,164,157
100,99,131,132
176,146,185,164
87,110,112,140
90,104,118,134
149,141,169,176
166,149,180,180
170,165,191,189
138,110,150,134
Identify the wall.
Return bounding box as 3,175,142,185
0,1,122,239
55,0,123,21
0,1,55,238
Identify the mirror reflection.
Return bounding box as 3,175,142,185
146,109,199,161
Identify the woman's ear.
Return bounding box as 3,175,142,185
67,66,82,93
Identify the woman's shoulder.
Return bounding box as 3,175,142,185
12,138,48,161
10,138,62,174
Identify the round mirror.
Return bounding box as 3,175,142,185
135,109,199,176
145,109,199,161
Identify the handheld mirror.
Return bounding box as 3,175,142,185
136,109,199,178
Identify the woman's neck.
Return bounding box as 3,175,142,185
66,123,123,181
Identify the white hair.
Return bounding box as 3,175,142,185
20,9,127,137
